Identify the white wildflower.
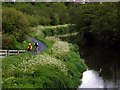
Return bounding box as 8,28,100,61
51,41,70,56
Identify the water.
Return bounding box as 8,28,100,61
80,69,104,88
79,46,120,88
60,35,120,88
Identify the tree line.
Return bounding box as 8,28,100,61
2,2,120,49
2,2,72,49
73,2,120,48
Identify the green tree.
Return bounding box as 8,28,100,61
50,13,60,25
2,7,30,49
71,3,120,47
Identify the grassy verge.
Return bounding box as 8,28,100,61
2,36,87,88
2,24,87,88
29,24,76,37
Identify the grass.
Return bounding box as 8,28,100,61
2,25,87,88
2,37,87,88
2,52,32,67
29,24,77,37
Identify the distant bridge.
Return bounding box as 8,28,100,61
0,50,26,57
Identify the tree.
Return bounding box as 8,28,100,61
70,3,120,47
50,13,60,25
2,7,30,49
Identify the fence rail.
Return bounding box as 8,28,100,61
0,50,26,56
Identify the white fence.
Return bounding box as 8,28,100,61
0,50,26,56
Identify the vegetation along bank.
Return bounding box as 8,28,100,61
2,4,87,87
2,36,87,88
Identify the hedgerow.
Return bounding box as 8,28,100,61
2,37,87,88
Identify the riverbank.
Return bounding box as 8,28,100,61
2,36,87,88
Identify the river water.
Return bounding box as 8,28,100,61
60,35,120,89
78,46,120,88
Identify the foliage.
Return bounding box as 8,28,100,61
2,7,30,49
42,24,70,36
2,2,69,26
31,24,76,37
51,41,70,58
2,2,120,49
50,13,60,25
2,7,30,35
2,37,87,88
2,2,72,49
46,36,61,43
70,3,120,47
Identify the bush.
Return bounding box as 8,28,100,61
2,7,30,49
2,36,87,88
37,16,50,25
26,15,39,26
41,24,75,36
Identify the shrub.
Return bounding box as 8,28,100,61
2,37,87,88
2,7,30,49
51,41,70,58
41,24,75,36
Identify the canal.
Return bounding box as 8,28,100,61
79,46,120,88
60,35,120,88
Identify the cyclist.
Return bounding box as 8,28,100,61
34,41,39,54
27,43,32,52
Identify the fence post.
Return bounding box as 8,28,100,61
1,50,26,56
17,50,19,55
7,50,9,56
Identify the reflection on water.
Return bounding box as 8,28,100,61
79,46,120,88
80,70,104,88
80,69,120,88
60,35,120,88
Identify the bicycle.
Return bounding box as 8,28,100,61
34,46,38,54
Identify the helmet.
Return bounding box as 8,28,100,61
29,43,31,45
